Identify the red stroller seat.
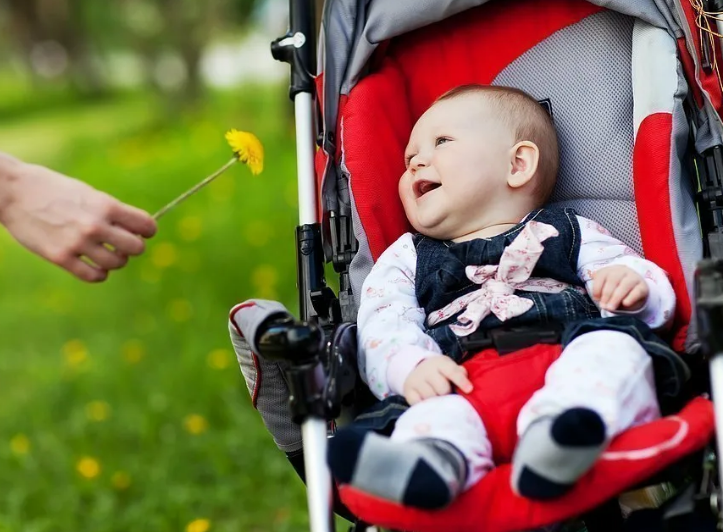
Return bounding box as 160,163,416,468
230,0,723,530
316,0,716,529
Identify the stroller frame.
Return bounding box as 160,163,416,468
264,1,723,530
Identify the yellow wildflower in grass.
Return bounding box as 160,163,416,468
10,434,30,455
208,173,235,203
111,471,131,491
186,519,211,532
122,339,146,364
177,215,203,242
252,264,278,290
285,180,298,208
77,457,101,479
245,220,274,247
133,312,157,334
85,401,111,422
207,349,231,370
167,299,193,322
179,250,201,273
225,129,264,175
252,264,279,300
151,242,179,269
153,129,263,220
62,339,88,367
139,264,161,284
183,414,208,435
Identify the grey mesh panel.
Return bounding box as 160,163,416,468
228,319,303,453
495,11,643,253
348,178,374,314
671,87,703,349
553,200,643,255
320,0,723,216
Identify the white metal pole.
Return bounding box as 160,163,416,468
709,354,723,507
302,419,334,532
294,92,318,226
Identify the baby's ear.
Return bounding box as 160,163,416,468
508,141,540,189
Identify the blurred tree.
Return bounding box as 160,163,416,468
2,0,110,96
0,0,261,103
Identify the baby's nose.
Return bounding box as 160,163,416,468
410,156,427,171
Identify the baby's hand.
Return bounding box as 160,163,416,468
592,265,649,312
403,356,473,405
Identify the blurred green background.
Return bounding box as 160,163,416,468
0,1,325,530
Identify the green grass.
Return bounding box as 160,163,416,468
0,84,331,531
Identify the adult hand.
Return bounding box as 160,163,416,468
0,155,157,282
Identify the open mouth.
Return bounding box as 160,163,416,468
414,180,441,198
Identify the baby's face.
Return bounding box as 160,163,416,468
399,95,516,240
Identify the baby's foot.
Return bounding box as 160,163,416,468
327,427,468,509
511,407,607,500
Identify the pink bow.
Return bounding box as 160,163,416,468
426,221,572,336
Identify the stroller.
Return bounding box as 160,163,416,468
229,0,723,530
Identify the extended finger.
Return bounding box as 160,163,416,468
99,225,147,256
441,365,473,393
599,271,623,307
82,244,128,271
405,389,422,406
414,382,438,401
108,201,157,238
622,283,649,308
591,271,605,300
65,257,108,283
428,371,453,396
604,275,638,311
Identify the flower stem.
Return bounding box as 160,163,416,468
153,157,238,220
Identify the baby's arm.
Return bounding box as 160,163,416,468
576,216,676,329
357,233,444,400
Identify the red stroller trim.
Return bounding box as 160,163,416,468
339,396,714,532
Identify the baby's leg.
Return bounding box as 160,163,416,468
512,330,659,499
327,394,493,509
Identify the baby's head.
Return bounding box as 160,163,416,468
399,84,559,241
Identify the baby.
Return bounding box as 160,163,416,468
326,84,688,509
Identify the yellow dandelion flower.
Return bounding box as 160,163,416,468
122,339,145,364
62,339,88,367
151,242,178,269
168,299,193,322
225,129,264,175
77,457,101,479
85,401,111,422
111,471,131,490
153,129,262,220
207,349,231,370
186,519,211,532
183,414,208,435
177,216,203,242
10,434,30,455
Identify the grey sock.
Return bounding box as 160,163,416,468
511,408,607,500
346,432,468,508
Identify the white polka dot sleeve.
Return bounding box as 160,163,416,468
357,232,443,400
576,216,676,330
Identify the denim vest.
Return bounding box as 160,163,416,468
413,208,600,360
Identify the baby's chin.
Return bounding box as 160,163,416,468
409,218,457,240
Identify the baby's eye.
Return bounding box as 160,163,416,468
404,154,415,166
435,137,450,147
